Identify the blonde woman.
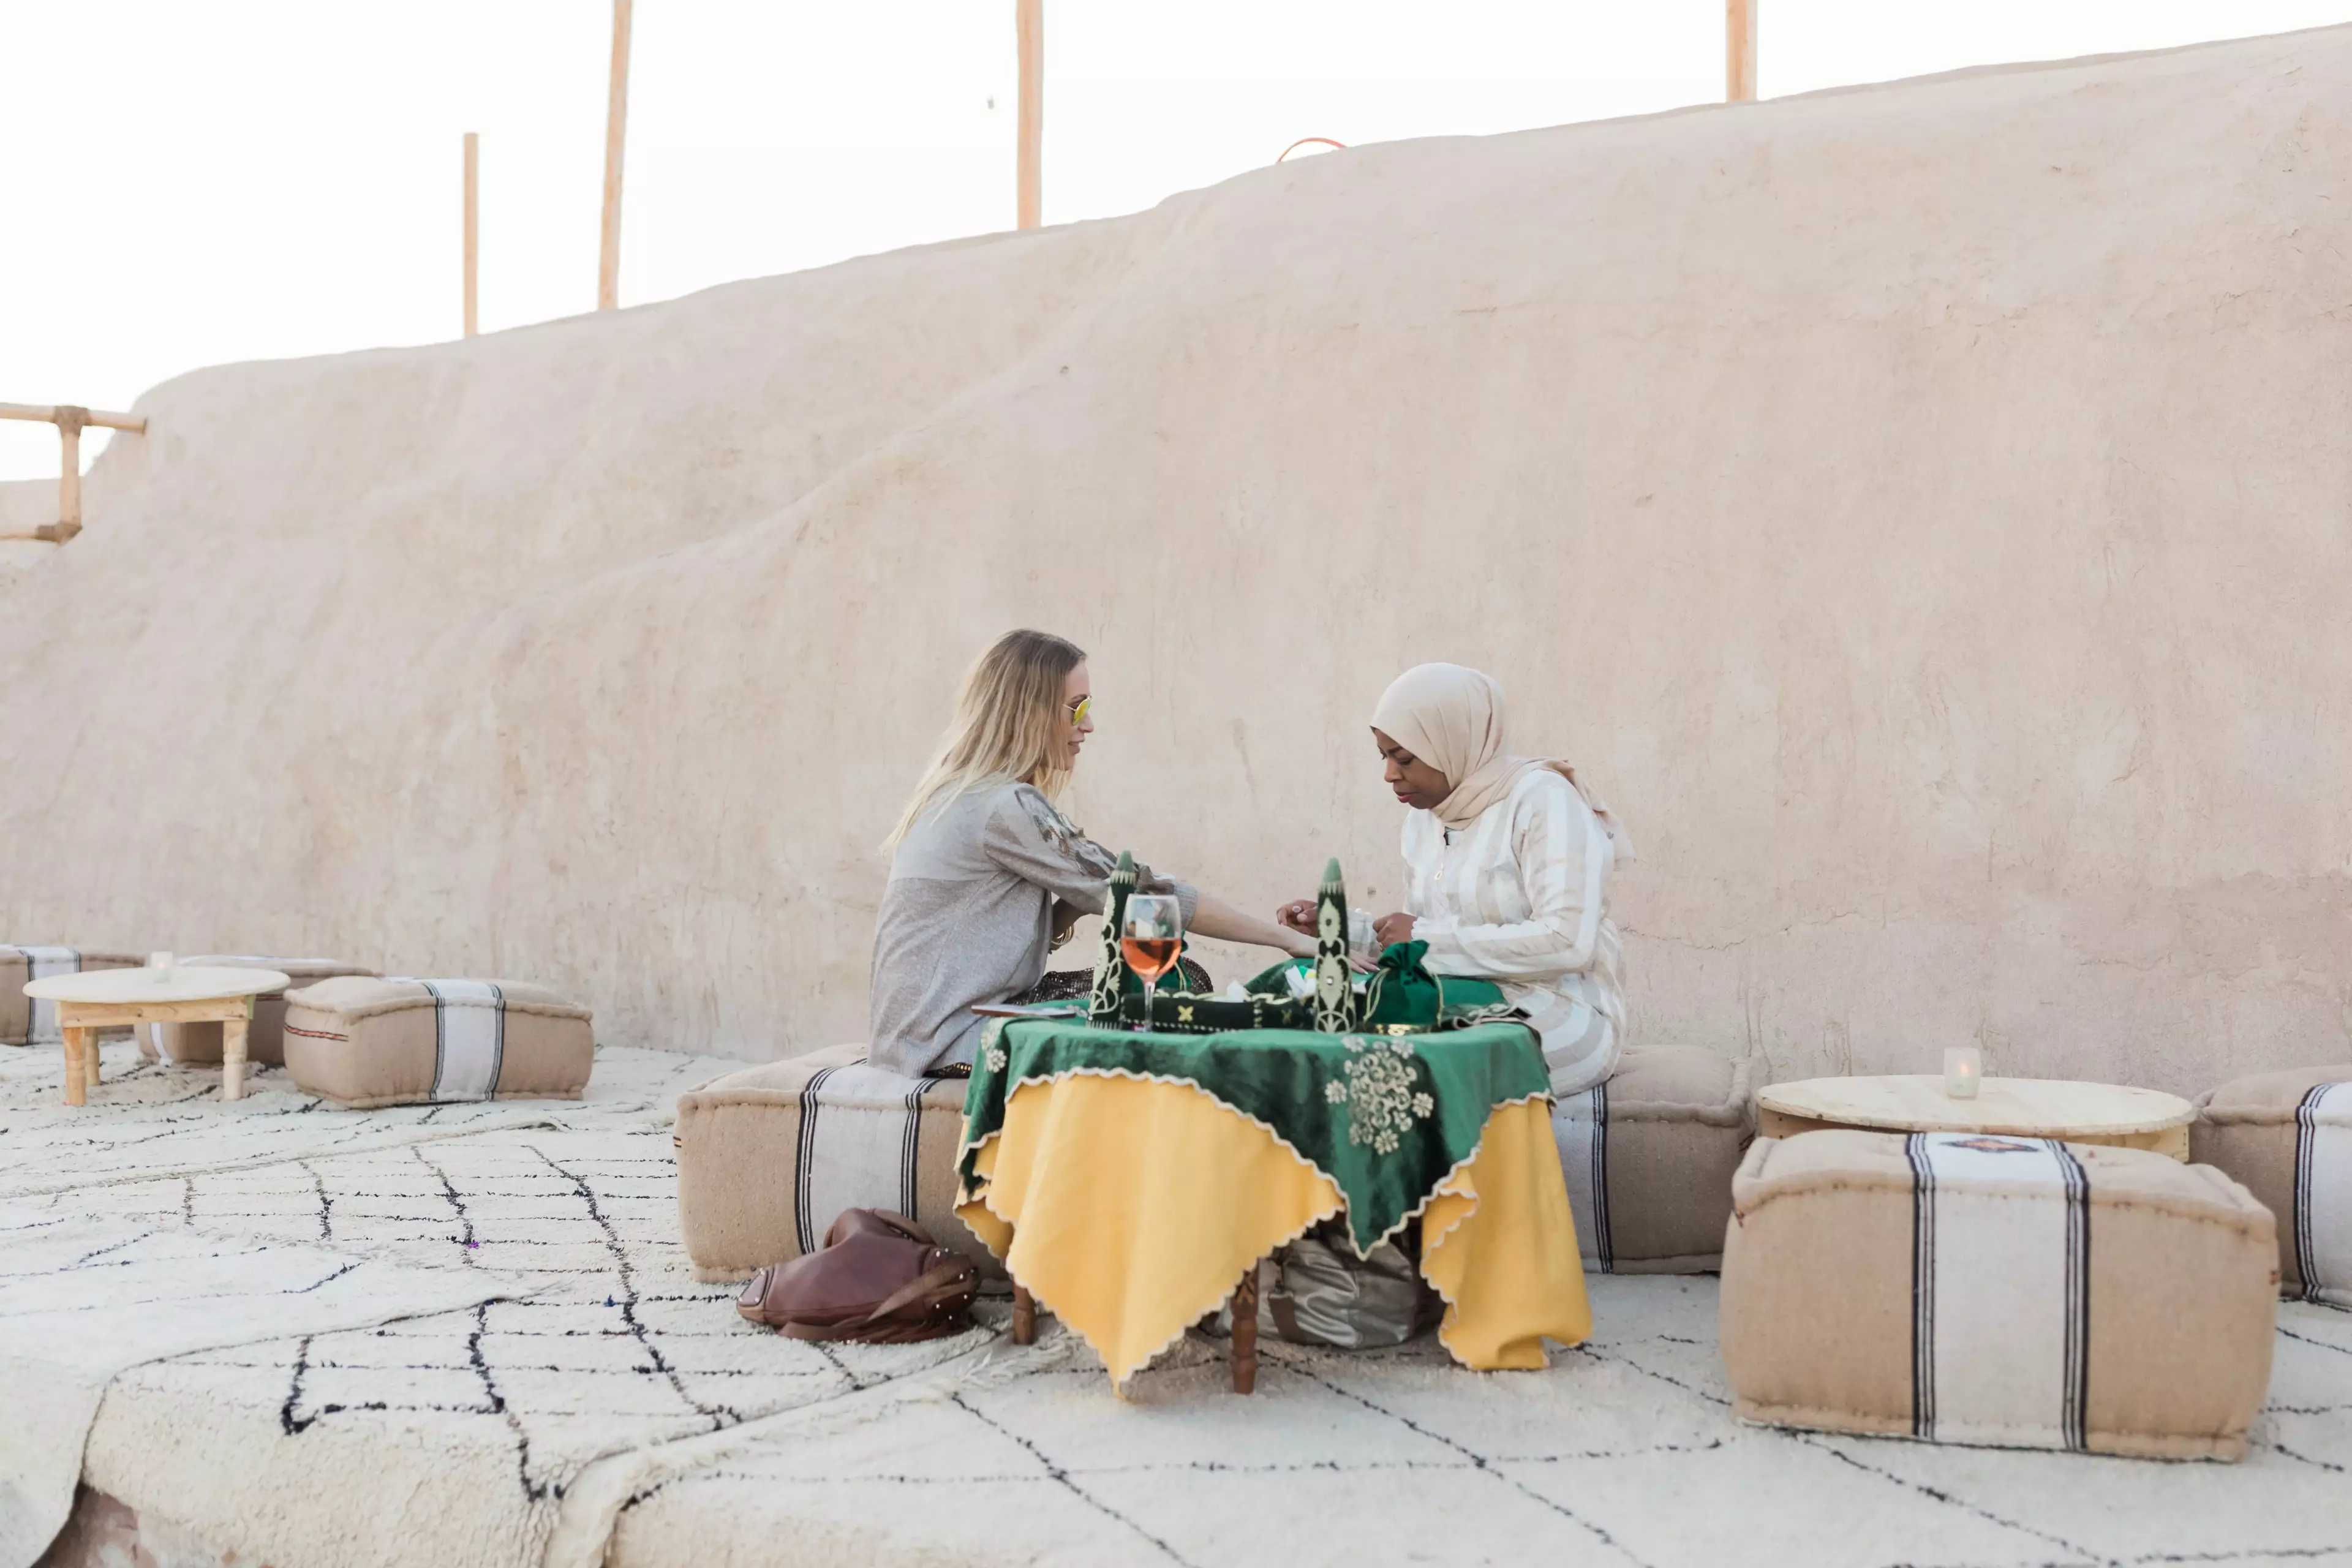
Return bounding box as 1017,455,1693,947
1281,662,1635,1096
869,628,1313,1076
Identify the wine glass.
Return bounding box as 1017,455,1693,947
1121,894,1183,1031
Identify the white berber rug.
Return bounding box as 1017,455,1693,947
0,1202,519,1568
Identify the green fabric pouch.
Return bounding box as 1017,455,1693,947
1362,940,1513,1030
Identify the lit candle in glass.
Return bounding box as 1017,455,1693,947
148,951,175,980
1943,1046,1983,1099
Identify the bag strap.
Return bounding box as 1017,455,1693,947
823,1207,936,1250
864,1256,975,1322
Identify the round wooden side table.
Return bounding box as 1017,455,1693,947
1757,1074,2196,1160
23,965,290,1104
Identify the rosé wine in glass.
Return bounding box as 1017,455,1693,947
1121,894,1183,1031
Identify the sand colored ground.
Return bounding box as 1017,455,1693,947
12,1043,2352,1568
3,28,2350,1092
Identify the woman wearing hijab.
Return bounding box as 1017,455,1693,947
1281,662,1635,1096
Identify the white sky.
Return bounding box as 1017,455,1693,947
4,0,2348,479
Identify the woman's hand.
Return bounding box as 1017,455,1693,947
1277,900,1384,967
1373,911,1416,948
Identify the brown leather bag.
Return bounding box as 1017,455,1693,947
735,1208,978,1343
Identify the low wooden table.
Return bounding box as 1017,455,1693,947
959,1017,1586,1393
23,965,290,1105
1757,1074,2197,1160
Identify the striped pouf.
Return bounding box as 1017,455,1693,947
279,976,594,1107
674,1044,995,1283
2193,1066,2352,1308
1720,1129,2277,1461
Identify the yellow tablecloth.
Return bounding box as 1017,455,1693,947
957,1071,1589,1384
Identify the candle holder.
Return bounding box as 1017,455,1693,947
148,951,176,981
1943,1045,1983,1099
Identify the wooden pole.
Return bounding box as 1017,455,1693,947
1016,0,1042,230
0,405,144,543
463,132,480,337
598,0,633,311
57,409,83,541
1727,0,1757,102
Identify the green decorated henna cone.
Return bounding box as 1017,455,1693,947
1314,857,1355,1033
1089,850,1137,1026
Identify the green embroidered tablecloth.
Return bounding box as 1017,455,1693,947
960,1017,1551,1254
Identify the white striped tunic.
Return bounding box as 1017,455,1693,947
1401,767,1626,1095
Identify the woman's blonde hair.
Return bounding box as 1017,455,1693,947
884,628,1088,851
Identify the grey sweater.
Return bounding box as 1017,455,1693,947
867,782,1197,1076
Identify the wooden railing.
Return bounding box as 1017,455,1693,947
0,402,146,543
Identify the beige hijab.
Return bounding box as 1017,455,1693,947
1370,663,1637,859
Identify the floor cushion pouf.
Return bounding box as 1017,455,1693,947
1553,1046,1754,1273
2192,1065,2351,1306
141,956,381,1068
1720,1129,2276,1461
2,946,140,1046
676,1044,996,1283
281,977,594,1107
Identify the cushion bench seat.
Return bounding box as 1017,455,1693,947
675,1045,995,1283
2,946,140,1046
2192,1065,2352,1306
1554,1045,1755,1273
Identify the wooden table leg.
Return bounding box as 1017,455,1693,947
1012,1284,1036,1345
222,1012,249,1101
1231,1264,1259,1395
62,1026,86,1107
85,1027,102,1090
